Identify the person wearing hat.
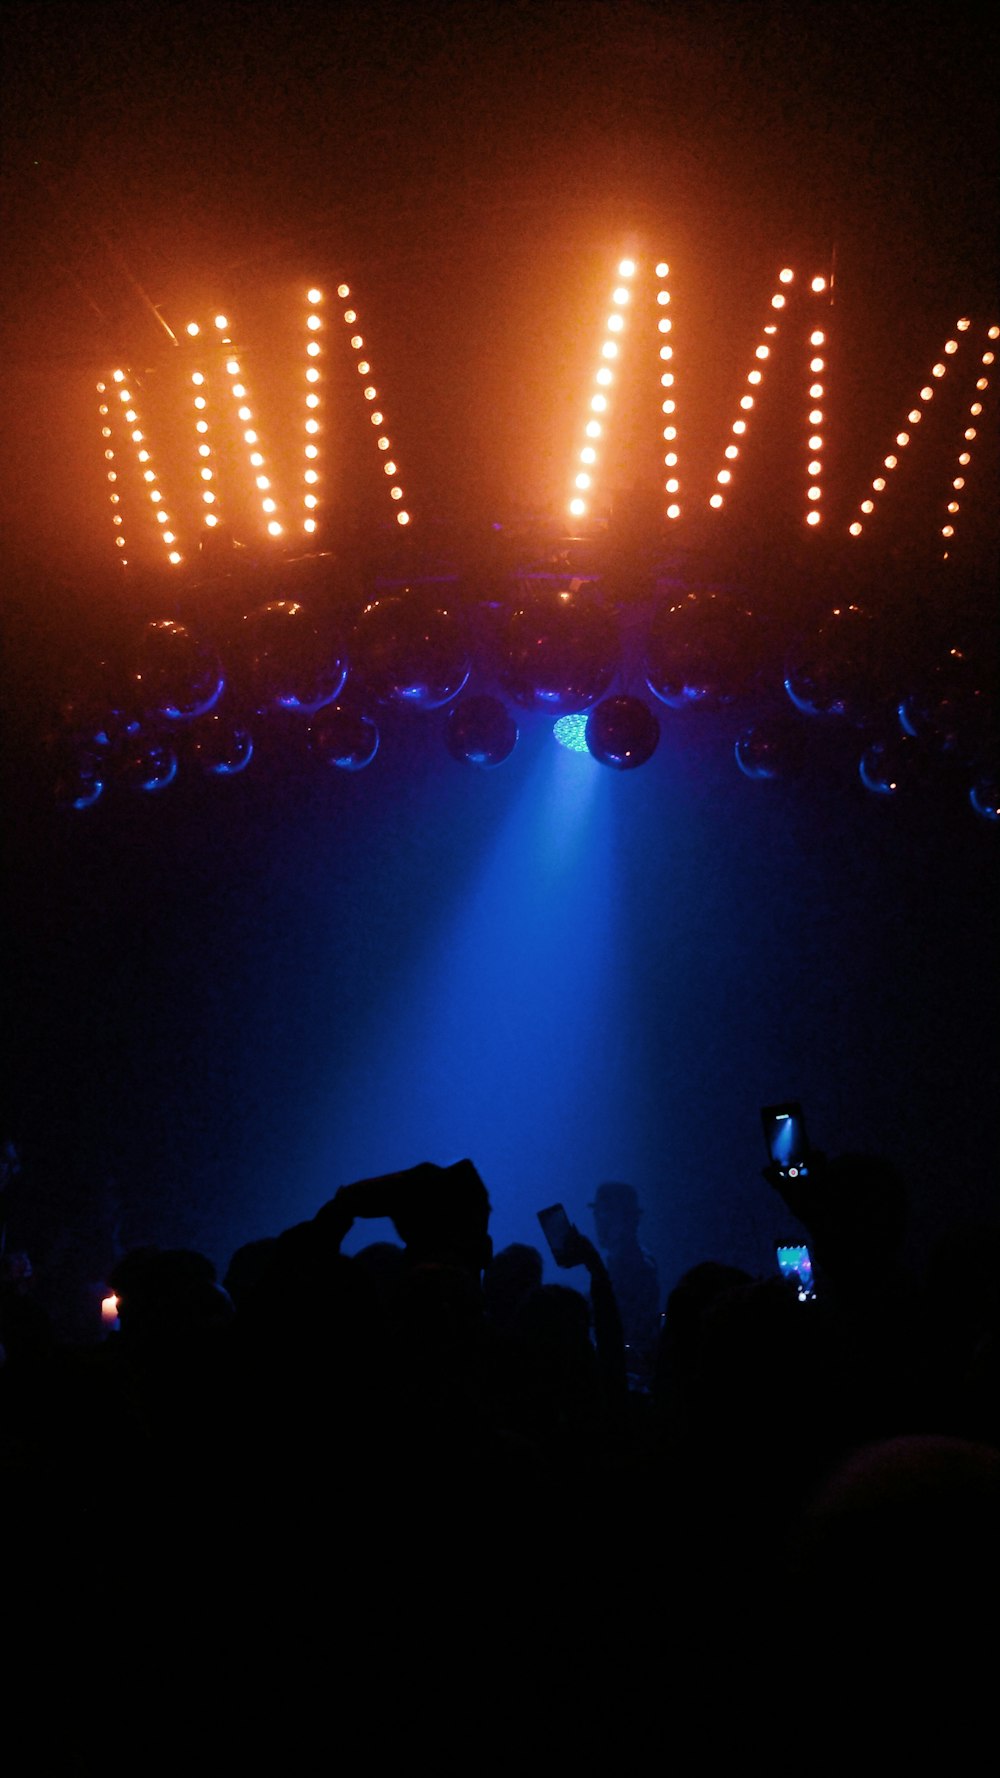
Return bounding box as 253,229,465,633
589,1180,662,1388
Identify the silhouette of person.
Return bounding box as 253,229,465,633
588,1180,662,1384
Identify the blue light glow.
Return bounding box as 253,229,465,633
553,712,590,753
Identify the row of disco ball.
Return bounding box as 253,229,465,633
46,584,998,819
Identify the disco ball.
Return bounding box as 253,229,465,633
132,618,224,721
898,639,995,759
444,695,518,768
784,604,887,724
858,734,931,799
585,695,660,770
734,718,806,781
307,703,380,771
187,713,254,776
117,739,179,794
53,744,106,812
968,753,1000,822
241,600,348,716
350,591,471,710
499,586,618,714
645,589,760,710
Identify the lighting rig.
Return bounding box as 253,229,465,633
50,255,998,818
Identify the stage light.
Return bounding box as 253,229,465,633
553,712,589,752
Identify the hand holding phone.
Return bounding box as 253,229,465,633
761,1102,811,1180
537,1203,577,1268
776,1242,817,1302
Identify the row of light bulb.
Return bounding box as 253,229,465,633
849,320,998,553
569,263,831,526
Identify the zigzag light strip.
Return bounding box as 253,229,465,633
940,322,999,553
569,256,638,521
655,261,681,520
709,266,798,512
102,368,183,566
336,281,410,526
849,317,981,537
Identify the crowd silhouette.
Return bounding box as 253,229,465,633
2,1139,997,1748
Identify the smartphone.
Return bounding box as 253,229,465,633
776,1243,817,1302
537,1203,574,1266
761,1101,811,1179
